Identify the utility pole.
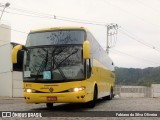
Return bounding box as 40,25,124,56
106,25,109,54
106,23,118,54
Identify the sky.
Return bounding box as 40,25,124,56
0,0,160,68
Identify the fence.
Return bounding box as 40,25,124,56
115,85,152,98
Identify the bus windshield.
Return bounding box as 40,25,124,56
26,30,85,47
23,45,84,82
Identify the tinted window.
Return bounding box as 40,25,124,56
26,30,85,47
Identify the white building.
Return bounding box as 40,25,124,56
0,24,23,97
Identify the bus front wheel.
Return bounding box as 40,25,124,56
46,103,54,109
86,86,98,108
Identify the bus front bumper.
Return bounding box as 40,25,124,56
24,91,88,103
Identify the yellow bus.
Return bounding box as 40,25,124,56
12,26,115,108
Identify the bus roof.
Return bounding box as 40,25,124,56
30,26,89,33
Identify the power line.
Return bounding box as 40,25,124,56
119,27,160,53
119,29,152,48
2,9,160,54
6,6,160,51
1,8,107,26
56,17,105,26
2,2,160,30
135,0,160,14
9,6,108,25
0,9,54,19
104,0,160,28
1,3,160,68
1,5,160,55
110,49,160,66
1,5,160,67
7,7,107,26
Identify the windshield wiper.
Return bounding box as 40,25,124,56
35,49,48,80
52,48,68,80
34,47,79,81
52,48,79,80
54,49,78,70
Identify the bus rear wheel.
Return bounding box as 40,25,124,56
108,88,113,100
103,87,113,100
46,103,54,109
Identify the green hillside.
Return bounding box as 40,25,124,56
115,66,160,86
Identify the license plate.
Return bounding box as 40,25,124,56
47,96,57,101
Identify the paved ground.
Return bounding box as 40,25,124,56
0,97,160,120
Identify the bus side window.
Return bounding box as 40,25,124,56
86,59,91,78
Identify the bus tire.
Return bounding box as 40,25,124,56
108,88,113,100
46,103,53,109
103,87,113,100
86,86,98,108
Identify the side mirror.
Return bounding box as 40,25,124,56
12,45,26,64
83,40,90,59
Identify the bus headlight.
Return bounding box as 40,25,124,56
69,86,85,92
26,89,32,93
24,89,36,93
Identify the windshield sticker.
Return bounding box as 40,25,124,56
24,71,31,77
43,71,51,79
